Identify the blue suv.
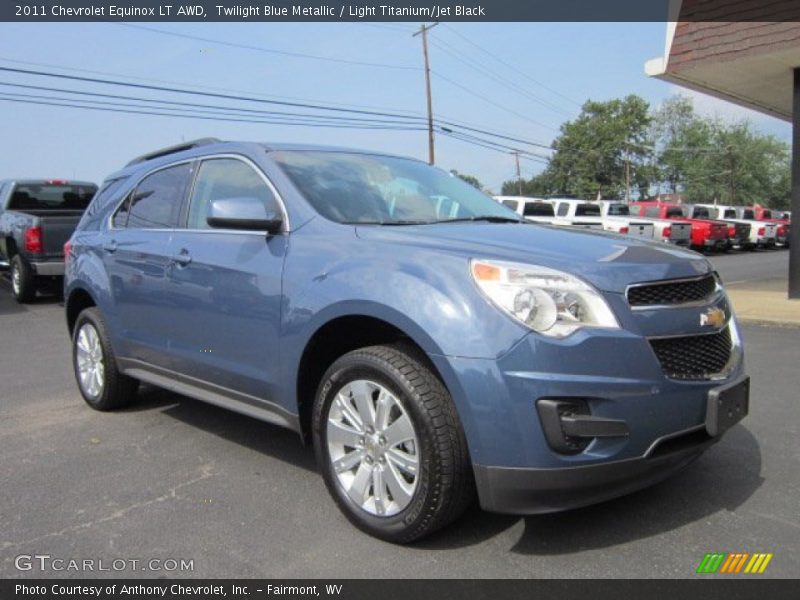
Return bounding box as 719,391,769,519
65,139,749,542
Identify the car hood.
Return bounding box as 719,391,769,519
355,222,712,294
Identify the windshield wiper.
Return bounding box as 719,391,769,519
342,220,432,226
435,215,524,224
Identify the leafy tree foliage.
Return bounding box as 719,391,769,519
501,94,791,207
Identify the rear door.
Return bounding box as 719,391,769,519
164,156,287,403
103,162,193,365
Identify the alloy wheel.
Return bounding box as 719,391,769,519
326,379,420,517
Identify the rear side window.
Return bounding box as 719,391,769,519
644,207,660,218
557,203,569,217
115,163,192,229
724,209,736,218
575,203,601,216
523,202,554,217
187,158,277,230
762,209,772,218
8,183,96,211
501,200,518,210
693,207,710,219
607,204,629,216
666,207,684,218
742,209,755,219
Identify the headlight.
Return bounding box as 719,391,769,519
470,259,619,338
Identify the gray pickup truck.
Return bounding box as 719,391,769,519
0,179,96,302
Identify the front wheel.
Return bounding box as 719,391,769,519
312,345,474,543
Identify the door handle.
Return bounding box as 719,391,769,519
171,249,192,266
103,241,117,253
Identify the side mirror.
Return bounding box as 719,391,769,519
207,197,283,234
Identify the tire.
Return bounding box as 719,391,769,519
72,307,138,411
10,255,36,303
312,344,474,543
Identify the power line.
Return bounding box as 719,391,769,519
440,24,583,108
0,94,429,131
432,70,555,132
0,55,426,117
0,65,554,151
429,37,571,118
117,23,421,71
0,65,428,120
0,81,428,128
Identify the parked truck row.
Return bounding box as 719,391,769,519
494,195,790,253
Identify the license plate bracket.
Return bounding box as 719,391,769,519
706,376,749,437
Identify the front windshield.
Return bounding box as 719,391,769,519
271,150,520,224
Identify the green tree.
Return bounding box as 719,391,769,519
545,94,654,199
450,170,483,190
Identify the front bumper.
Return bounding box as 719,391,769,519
431,290,746,515
474,429,717,514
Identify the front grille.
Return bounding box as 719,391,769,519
627,274,716,307
649,328,732,380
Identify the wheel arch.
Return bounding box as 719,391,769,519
294,312,452,445
66,286,98,335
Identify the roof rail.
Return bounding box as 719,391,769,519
125,138,222,167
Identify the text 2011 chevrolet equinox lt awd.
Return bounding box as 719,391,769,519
65,139,749,542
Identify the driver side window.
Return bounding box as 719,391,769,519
187,158,277,230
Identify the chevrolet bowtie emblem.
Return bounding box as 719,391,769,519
700,307,726,328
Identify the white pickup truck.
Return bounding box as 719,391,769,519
692,203,776,249
551,199,655,240
495,196,604,230
595,200,691,246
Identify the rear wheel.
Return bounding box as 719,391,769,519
10,255,36,303
72,307,138,411
313,344,474,543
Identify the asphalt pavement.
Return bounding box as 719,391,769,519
0,250,798,579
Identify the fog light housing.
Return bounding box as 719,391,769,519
536,398,629,455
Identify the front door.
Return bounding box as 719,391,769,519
164,157,287,404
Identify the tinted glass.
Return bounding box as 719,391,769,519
501,200,518,210
188,158,277,230
607,204,629,216
693,207,710,218
575,204,601,216
121,164,191,229
8,183,96,211
743,209,755,219
666,207,684,218
644,207,660,218
271,151,517,224
762,209,772,218
724,209,736,218
556,203,568,216
523,202,554,217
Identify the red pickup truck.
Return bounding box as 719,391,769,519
630,201,729,252
748,205,790,248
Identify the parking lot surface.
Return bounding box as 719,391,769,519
1,251,798,579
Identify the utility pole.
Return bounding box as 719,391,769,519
624,142,631,203
512,150,522,195
413,22,438,165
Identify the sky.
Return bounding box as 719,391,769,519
0,21,792,193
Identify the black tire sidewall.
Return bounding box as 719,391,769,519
72,308,112,409
313,354,439,541
10,255,35,303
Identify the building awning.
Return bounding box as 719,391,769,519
645,3,800,122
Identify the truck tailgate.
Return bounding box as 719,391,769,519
669,222,692,244
40,214,83,258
